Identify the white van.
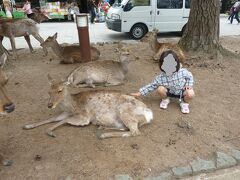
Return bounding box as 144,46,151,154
106,0,191,39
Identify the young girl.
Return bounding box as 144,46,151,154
131,50,195,114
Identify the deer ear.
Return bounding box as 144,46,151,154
53,33,58,40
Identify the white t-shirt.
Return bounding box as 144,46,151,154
233,2,240,8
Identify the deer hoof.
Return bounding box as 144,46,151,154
46,130,56,137
99,134,105,139
23,124,35,129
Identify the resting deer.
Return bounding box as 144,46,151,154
23,75,153,138
40,33,100,64
141,29,185,63
0,50,15,114
0,18,47,59
67,47,129,88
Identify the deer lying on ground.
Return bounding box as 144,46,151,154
0,18,47,59
67,47,129,88
141,29,185,63
23,75,153,138
40,33,100,64
0,49,15,114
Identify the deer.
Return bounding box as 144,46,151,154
67,46,130,88
0,18,48,59
141,29,185,63
23,75,153,138
31,8,50,24
40,33,100,64
0,48,15,114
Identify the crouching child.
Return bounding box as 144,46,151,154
131,50,195,114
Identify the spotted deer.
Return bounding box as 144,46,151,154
0,49,15,114
141,29,185,63
67,47,129,88
0,18,47,59
23,75,153,138
40,33,100,64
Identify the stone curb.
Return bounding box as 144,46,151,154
113,149,240,180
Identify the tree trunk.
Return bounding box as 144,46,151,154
179,0,222,53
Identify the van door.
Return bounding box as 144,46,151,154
154,0,184,32
121,0,153,37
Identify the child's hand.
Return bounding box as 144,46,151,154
130,92,141,97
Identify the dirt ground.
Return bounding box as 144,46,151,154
0,35,240,180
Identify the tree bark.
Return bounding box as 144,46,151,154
179,0,222,53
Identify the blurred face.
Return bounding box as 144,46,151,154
161,54,177,76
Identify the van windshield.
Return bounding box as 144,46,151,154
123,0,150,11
112,0,128,7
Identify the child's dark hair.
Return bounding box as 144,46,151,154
158,50,181,72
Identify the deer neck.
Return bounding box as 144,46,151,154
152,38,160,52
50,41,64,57
60,87,77,113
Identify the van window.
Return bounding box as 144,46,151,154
157,0,183,9
124,0,150,11
185,0,191,8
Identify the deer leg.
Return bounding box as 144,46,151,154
0,36,11,56
23,112,70,130
24,35,34,53
86,79,95,88
46,114,91,137
119,106,141,136
46,120,68,137
98,126,127,131
104,81,122,87
99,131,133,139
9,36,17,59
32,33,48,56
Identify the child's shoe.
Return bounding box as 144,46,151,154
160,98,170,109
180,102,190,114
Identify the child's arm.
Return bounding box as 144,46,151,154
183,69,194,89
131,75,162,97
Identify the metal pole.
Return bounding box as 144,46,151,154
76,14,91,62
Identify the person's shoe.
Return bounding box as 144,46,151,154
180,102,190,114
160,98,170,109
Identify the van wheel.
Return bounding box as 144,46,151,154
130,24,147,40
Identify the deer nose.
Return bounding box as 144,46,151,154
4,103,15,113
48,103,53,109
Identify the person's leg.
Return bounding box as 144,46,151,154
90,8,95,23
157,86,170,109
230,11,236,24
235,12,240,23
180,89,195,114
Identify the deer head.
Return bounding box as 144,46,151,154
41,33,58,49
140,29,158,43
31,8,50,23
47,74,67,109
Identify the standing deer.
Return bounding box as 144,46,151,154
0,50,15,114
23,75,153,138
0,18,47,59
40,33,100,64
141,29,185,63
67,48,129,88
